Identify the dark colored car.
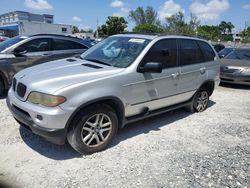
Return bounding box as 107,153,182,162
220,48,250,85
0,34,92,96
218,47,234,58
213,43,225,52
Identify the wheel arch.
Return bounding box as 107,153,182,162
65,96,125,132
0,71,9,90
199,80,215,96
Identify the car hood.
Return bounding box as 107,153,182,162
220,59,250,69
15,57,124,94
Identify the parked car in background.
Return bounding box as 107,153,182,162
0,34,92,96
218,47,234,58
220,48,250,85
213,43,225,52
7,34,220,154
0,36,9,42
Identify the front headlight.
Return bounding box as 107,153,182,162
27,92,66,107
240,68,250,75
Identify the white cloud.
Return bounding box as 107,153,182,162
110,0,124,8
243,4,250,10
24,0,53,10
189,0,229,21
72,16,82,22
158,0,185,20
110,0,130,17
121,7,130,14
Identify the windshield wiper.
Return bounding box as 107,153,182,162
85,58,111,66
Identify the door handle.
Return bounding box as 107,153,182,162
171,73,179,79
200,67,206,74
42,53,51,56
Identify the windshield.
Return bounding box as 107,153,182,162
0,36,25,52
218,48,233,57
225,49,250,61
80,36,151,68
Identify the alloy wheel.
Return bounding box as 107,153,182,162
81,113,112,147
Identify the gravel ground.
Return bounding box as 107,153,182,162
0,84,249,188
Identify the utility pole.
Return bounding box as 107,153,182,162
96,18,99,39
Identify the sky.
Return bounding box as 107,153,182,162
0,0,250,32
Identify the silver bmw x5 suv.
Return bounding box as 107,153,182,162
7,34,220,154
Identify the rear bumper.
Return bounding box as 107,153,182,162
220,73,250,86
7,97,67,145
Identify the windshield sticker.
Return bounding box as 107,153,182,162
128,38,145,43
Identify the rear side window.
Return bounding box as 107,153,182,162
19,38,50,52
197,41,216,62
180,39,205,66
52,39,87,51
142,39,177,68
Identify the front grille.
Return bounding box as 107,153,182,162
13,78,17,92
16,83,27,98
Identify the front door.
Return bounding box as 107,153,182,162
8,38,52,80
126,39,180,116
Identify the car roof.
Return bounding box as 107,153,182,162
114,33,206,41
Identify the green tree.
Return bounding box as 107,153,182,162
97,16,127,37
72,26,79,34
129,6,160,25
132,24,164,33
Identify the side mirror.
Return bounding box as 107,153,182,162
13,46,27,56
138,62,162,73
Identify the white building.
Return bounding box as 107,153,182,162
0,11,72,37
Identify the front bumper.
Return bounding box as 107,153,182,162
7,89,73,145
220,72,250,86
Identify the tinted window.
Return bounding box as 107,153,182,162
142,39,177,68
198,41,216,62
180,39,205,66
225,49,250,61
53,39,87,50
19,38,50,52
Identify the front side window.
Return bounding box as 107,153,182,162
80,36,151,68
141,39,177,68
53,39,87,50
18,38,50,53
180,39,205,66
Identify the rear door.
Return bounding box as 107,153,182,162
8,38,52,80
177,39,208,101
51,38,88,60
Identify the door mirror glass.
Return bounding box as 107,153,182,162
13,46,27,56
139,62,162,73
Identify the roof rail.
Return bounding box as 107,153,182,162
30,33,80,39
121,32,204,39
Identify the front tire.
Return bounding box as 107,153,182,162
67,104,118,154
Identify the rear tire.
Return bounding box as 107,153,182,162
186,89,209,113
67,104,118,154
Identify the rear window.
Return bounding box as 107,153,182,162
180,39,205,66
197,41,216,62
